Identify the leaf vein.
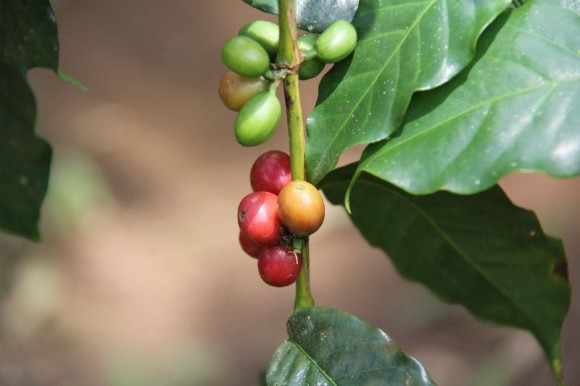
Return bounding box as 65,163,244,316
357,178,548,336
311,0,440,179
291,341,337,386
366,77,580,161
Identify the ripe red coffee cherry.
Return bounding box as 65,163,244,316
258,245,302,287
278,180,325,236
250,150,292,195
238,191,282,246
239,231,263,258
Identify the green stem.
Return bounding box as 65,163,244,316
294,239,314,309
277,0,299,67
277,0,314,311
284,74,306,180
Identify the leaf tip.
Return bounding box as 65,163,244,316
344,169,362,214
57,71,88,91
551,357,565,386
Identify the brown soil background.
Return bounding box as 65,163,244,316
0,1,578,385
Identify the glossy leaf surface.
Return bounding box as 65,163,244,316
0,0,59,72
244,0,359,32
321,164,570,381
0,63,51,240
267,307,436,385
357,0,580,194
306,0,511,184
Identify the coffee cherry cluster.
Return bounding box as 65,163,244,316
219,19,357,147
221,18,356,287
237,151,325,287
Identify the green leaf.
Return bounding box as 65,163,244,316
0,0,58,239
0,62,52,240
267,307,436,386
305,0,511,184
357,0,580,194
320,164,570,382
0,0,59,72
243,0,358,32
258,370,267,386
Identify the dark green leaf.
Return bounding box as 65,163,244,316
267,307,436,386
357,0,580,194
0,0,59,239
0,0,59,72
0,62,52,240
243,0,358,32
305,0,511,184
258,369,267,386
320,164,570,381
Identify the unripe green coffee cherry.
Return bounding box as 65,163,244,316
299,58,325,80
235,90,281,147
297,33,319,61
316,20,357,63
222,36,270,77
239,20,280,58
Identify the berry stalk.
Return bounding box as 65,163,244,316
277,0,314,310
277,0,305,181
293,239,314,309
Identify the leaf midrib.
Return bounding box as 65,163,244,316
310,0,439,178
355,177,547,340
291,341,337,386
362,1,580,167
363,75,580,165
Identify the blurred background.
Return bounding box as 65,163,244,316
0,1,578,385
